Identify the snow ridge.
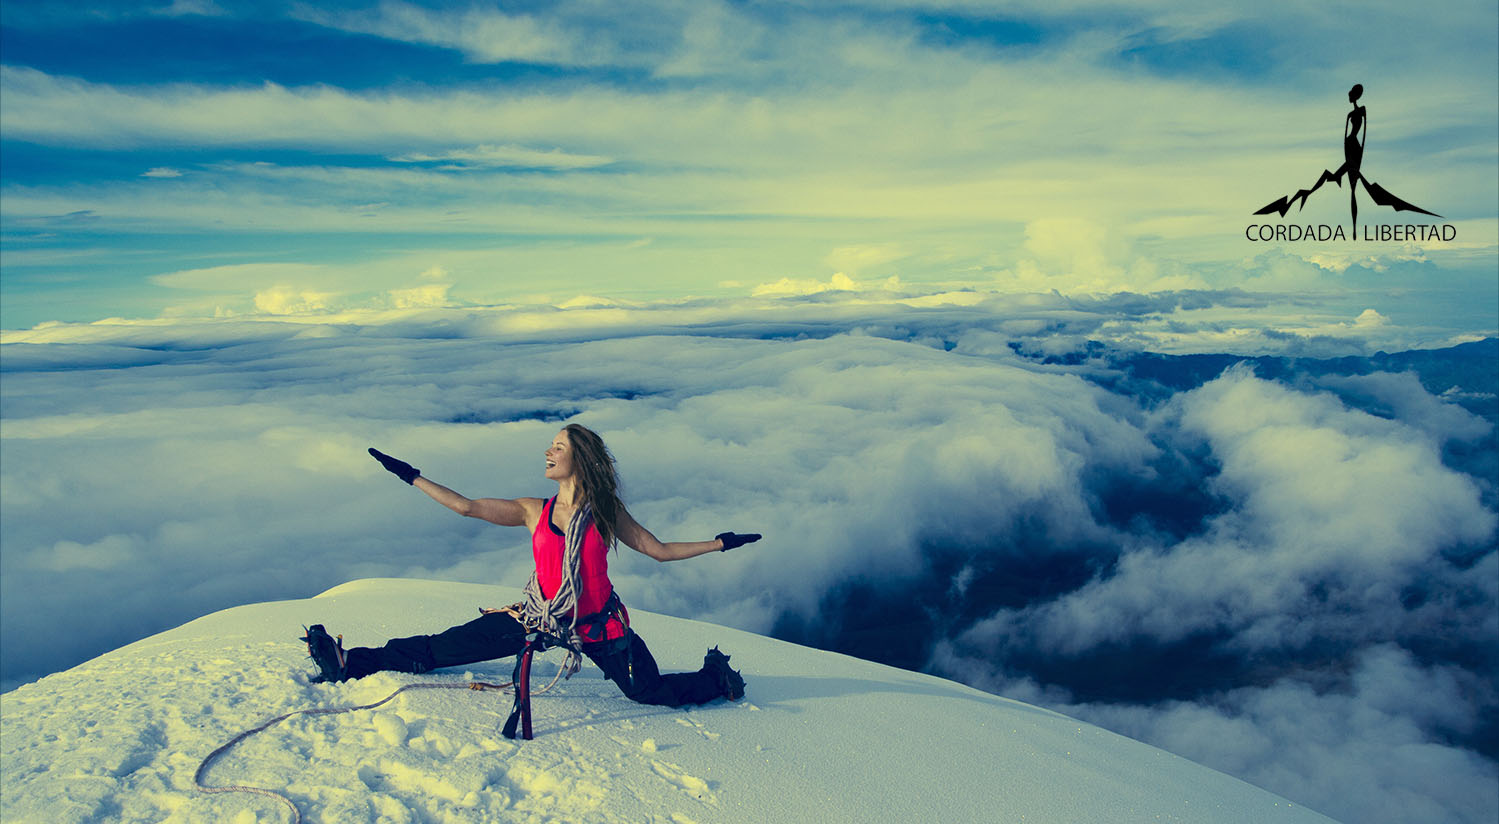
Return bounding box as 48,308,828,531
1,579,1339,823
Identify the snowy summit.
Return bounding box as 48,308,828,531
2,578,1337,823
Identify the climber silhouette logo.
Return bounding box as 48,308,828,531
1254,84,1440,233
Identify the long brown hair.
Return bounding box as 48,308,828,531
563,423,622,548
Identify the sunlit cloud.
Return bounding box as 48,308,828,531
751,272,900,297
386,282,454,309
388,144,615,170
291,1,604,68
4,286,1489,360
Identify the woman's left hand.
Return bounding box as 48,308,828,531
716,532,762,551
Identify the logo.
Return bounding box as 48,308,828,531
1247,84,1452,242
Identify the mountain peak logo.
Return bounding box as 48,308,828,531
1253,84,1441,235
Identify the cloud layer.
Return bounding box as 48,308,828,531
2,300,1494,824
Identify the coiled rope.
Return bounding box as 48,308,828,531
194,667,567,824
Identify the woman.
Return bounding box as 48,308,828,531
301,424,759,709
1341,83,1367,230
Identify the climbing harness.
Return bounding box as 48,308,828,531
503,591,634,741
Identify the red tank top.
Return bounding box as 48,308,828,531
531,496,627,642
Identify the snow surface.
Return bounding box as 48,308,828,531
1,578,1340,824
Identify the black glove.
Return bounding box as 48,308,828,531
369,448,420,485
716,532,762,552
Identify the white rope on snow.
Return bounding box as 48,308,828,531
194,668,567,824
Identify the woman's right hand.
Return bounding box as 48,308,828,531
369,447,420,485
716,532,762,551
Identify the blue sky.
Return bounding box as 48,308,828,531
1,0,1495,339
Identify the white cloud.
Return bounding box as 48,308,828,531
292,1,597,67
753,272,863,296
155,0,227,17
927,355,1497,824
1312,370,1493,444
144,258,473,318
25,534,142,573
389,144,614,170
996,218,1208,294
954,365,1494,654
253,286,339,315
1032,646,1499,824
3,285,1481,362
386,282,453,309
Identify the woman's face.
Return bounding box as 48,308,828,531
544,430,576,481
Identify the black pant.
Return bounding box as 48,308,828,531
342,611,723,708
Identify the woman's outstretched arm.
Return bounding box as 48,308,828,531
413,477,532,526
370,447,534,527
615,508,760,562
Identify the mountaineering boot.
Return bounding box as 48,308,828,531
300,624,348,683
703,646,745,700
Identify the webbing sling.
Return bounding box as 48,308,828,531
502,633,548,739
